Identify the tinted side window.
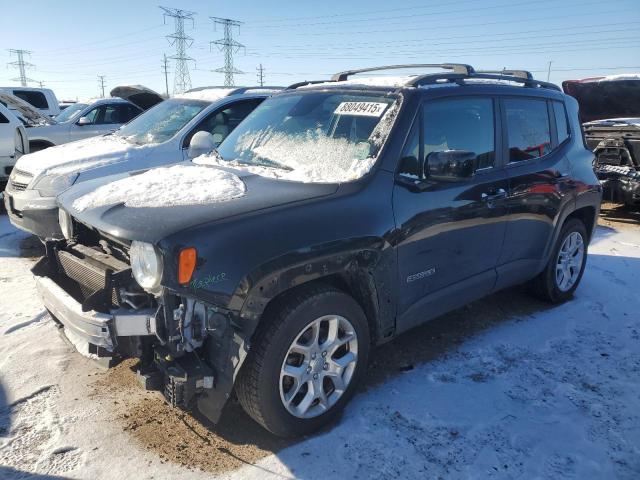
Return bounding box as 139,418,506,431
505,99,551,162
424,97,495,170
183,98,264,147
14,90,48,109
553,101,570,144
0,112,8,123
125,104,142,122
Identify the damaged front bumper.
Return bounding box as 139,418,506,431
32,240,242,423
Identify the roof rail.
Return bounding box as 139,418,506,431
284,80,329,90
408,71,561,91
476,69,533,80
331,63,475,82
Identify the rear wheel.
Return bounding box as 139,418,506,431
236,285,370,437
530,218,588,303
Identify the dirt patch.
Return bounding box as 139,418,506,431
90,360,291,474
599,202,640,231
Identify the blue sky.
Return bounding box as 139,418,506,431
1,0,639,100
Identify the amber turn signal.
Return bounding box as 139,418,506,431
178,247,197,285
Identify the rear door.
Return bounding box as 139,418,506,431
496,96,576,288
393,95,509,333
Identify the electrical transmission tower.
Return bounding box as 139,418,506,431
7,49,35,86
257,64,265,86
161,54,171,97
210,17,244,87
98,75,106,97
160,6,196,94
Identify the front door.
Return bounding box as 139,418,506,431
392,96,509,333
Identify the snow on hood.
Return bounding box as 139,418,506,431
584,117,640,127
174,88,236,102
72,164,246,211
597,73,640,82
13,135,147,177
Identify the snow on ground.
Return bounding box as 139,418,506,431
1,210,639,479
71,165,246,211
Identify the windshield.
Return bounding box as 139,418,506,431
212,91,401,183
116,98,208,145
55,103,88,123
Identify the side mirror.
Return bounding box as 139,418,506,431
425,150,477,181
77,116,91,126
188,131,216,159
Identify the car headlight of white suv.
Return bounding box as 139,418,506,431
130,241,163,292
33,172,79,197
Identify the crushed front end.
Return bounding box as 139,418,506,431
585,123,640,206
33,215,242,423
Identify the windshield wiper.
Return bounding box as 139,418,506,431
240,157,293,171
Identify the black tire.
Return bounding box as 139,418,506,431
530,218,588,303
236,285,370,437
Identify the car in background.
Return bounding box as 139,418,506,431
27,96,146,152
57,100,78,113
4,86,281,240
0,86,60,117
0,102,29,188
563,74,640,207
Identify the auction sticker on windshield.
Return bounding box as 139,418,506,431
334,102,388,117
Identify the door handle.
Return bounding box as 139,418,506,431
481,188,507,201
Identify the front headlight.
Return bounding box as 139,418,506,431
33,172,79,196
130,241,163,292
58,209,73,240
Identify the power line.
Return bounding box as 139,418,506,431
161,54,170,97
97,75,106,97
210,17,245,87
257,63,265,86
7,49,36,86
160,6,196,94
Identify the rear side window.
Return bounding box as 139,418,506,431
424,97,495,170
13,90,48,109
505,99,551,162
0,112,8,123
553,101,570,144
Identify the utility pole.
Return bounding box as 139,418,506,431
547,60,553,82
98,75,106,97
160,6,196,94
7,49,35,86
38,81,45,88
256,63,265,86
210,17,245,87
161,54,170,97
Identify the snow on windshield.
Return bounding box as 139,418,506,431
197,94,402,183
72,165,245,211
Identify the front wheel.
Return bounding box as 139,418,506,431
236,286,370,437
530,218,588,303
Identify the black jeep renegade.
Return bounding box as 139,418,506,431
34,64,602,437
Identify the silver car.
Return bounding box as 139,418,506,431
4,86,281,240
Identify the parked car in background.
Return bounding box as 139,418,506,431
57,100,78,114
0,102,29,188
36,65,601,437
27,96,145,152
563,74,640,207
0,86,60,117
4,86,281,240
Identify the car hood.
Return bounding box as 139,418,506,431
110,85,164,111
562,78,640,123
58,163,338,244
13,134,152,177
0,92,55,127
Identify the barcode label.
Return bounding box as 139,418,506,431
334,102,388,117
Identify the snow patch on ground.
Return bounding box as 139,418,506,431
72,164,246,211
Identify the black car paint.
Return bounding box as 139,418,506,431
55,83,601,423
